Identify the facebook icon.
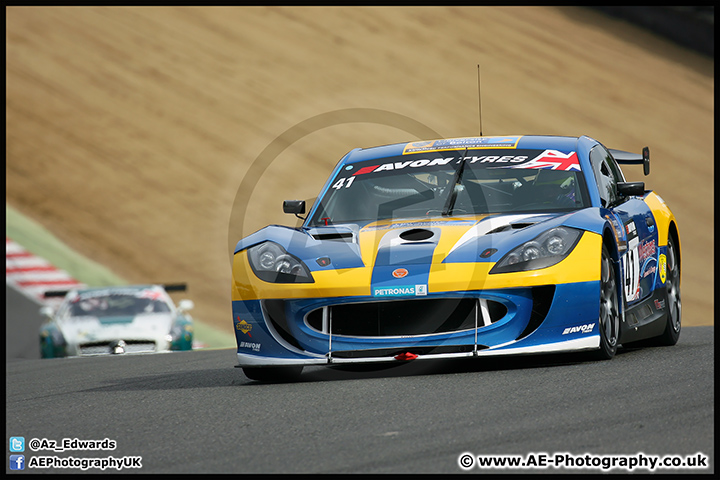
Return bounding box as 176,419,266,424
9,455,25,470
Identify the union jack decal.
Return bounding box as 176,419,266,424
511,150,581,171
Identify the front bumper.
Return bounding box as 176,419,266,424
232,281,602,367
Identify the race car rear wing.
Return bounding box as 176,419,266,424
43,290,71,298
609,146,650,176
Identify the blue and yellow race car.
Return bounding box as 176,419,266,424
231,135,681,381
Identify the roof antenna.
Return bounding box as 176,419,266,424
477,64,483,137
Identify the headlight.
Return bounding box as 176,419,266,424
246,241,314,283
490,227,583,274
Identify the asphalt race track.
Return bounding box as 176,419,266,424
6,284,714,474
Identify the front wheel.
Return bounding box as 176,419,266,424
594,244,620,360
39,329,66,358
242,366,303,383
40,335,55,359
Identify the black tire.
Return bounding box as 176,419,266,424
595,244,620,360
242,366,303,382
648,235,682,346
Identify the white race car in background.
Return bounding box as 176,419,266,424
39,284,194,358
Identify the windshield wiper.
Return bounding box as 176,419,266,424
442,147,469,216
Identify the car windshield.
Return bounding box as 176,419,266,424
308,148,590,226
69,292,171,318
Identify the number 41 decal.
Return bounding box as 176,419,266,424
623,220,640,302
332,177,355,190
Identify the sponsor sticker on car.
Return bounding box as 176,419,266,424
402,136,522,154
373,284,427,297
659,254,667,283
562,323,595,335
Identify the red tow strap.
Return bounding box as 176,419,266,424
394,352,418,361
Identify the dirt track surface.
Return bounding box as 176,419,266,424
6,7,714,333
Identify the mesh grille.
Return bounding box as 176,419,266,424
306,298,507,337
79,341,156,355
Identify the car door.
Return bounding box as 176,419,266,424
590,144,658,307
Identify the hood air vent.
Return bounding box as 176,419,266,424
486,222,535,235
399,228,434,241
311,232,354,242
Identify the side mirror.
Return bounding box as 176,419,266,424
283,200,305,215
178,299,194,312
283,200,306,221
642,146,650,176
617,182,645,197
39,306,55,319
